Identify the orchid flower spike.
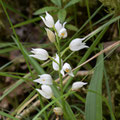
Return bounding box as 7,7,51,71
69,38,89,51
33,74,53,85
29,48,49,60
52,54,63,71
61,63,74,77
45,28,55,43
40,11,54,28
53,107,63,116
36,85,53,99
72,81,87,91
55,20,67,38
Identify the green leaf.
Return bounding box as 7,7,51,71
34,6,58,15
64,0,81,8
13,17,41,28
51,0,61,7
58,9,66,22
0,77,24,101
104,68,115,120
0,111,19,120
63,27,108,91
85,45,104,120
66,24,78,31
12,36,45,74
0,1,27,19
64,101,77,120
51,85,76,120
33,91,75,120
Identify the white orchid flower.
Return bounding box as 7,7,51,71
36,85,53,99
61,63,74,77
69,38,89,51
45,28,55,42
55,20,67,38
59,28,67,38
40,12,54,28
30,48,49,60
52,54,63,71
33,74,53,85
53,107,63,116
72,81,87,91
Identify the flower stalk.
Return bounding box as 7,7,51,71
53,26,65,114
29,11,89,119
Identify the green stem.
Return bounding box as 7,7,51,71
55,34,63,94
61,47,69,56
0,0,33,79
52,96,62,107
53,26,66,115
38,94,48,120
48,56,58,65
34,82,48,120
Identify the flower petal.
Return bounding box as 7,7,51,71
30,48,49,60
52,61,59,71
68,71,74,77
36,85,53,99
60,69,65,76
61,63,74,77
69,38,88,51
63,63,72,71
72,82,87,91
36,89,52,99
52,54,63,71
59,28,67,38
41,85,53,98
55,20,63,33
34,74,53,85
63,22,67,27
40,12,54,28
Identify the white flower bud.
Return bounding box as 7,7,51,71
33,74,53,85
45,28,55,42
72,81,87,91
36,85,53,99
69,38,89,51
52,54,63,71
61,63,74,77
29,48,49,60
40,12,54,28
53,107,63,116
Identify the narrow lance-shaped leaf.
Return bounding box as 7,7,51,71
51,0,61,7
34,6,58,15
85,45,104,120
58,9,66,23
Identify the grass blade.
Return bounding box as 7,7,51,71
104,68,114,120
85,45,104,120
64,0,81,8
0,111,19,120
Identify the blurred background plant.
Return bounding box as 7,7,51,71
0,0,120,120
99,0,120,13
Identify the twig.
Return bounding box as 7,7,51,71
73,40,120,71
16,100,40,119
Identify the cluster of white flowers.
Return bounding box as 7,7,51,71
34,74,53,99
30,12,88,100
